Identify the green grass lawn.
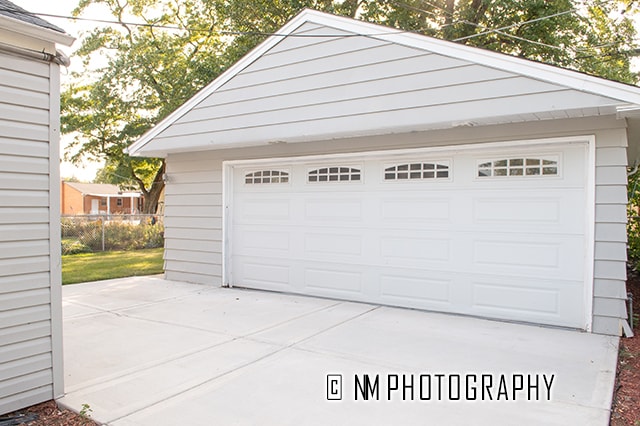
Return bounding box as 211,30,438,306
62,248,164,285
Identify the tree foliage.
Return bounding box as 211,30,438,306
62,0,638,213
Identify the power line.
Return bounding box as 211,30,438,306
453,9,575,42
388,1,579,53
0,7,411,38
2,5,633,57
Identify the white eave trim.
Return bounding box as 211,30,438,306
617,104,640,119
126,8,640,157
0,14,75,46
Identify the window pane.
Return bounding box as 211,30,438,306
509,159,523,166
398,164,409,171
398,172,408,179
424,171,435,178
385,173,395,180
410,172,421,179
494,160,507,167
410,163,421,170
509,168,523,176
478,169,490,177
436,171,448,178
352,174,361,181
542,167,557,175
526,167,540,175
495,168,507,176
309,175,317,182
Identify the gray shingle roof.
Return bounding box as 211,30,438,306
0,0,65,33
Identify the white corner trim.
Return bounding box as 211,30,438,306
222,161,234,287
48,63,65,398
584,135,596,332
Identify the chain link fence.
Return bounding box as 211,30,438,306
61,214,164,255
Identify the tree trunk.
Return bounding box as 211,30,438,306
134,160,165,214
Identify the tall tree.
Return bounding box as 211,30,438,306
62,0,638,214
62,0,233,213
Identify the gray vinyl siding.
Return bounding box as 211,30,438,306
591,128,629,335
163,157,223,285
0,51,57,413
148,23,621,154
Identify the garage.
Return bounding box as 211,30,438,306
126,9,640,335
229,139,590,328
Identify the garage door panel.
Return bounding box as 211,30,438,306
304,267,363,294
469,277,584,327
231,142,588,329
236,229,290,252
304,198,363,221
380,236,451,263
379,274,452,306
470,235,583,279
235,197,291,221
304,233,363,256
471,190,584,233
233,258,291,291
379,197,451,222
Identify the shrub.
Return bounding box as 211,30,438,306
61,217,164,253
62,240,92,255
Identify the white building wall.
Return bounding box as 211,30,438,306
0,51,63,413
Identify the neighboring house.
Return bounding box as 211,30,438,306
60,181,143,215
0,0,74,415
127,9,640,337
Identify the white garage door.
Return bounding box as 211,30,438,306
229,142,589,328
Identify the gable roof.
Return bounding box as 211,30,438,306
0,0,74,45
127,9,640,158
63,182,142,197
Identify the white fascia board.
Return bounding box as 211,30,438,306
0,14,75,46
127,8,640,157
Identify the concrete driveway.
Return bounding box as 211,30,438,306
58,276,619,425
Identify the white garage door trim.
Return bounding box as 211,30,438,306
222,135,596,330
